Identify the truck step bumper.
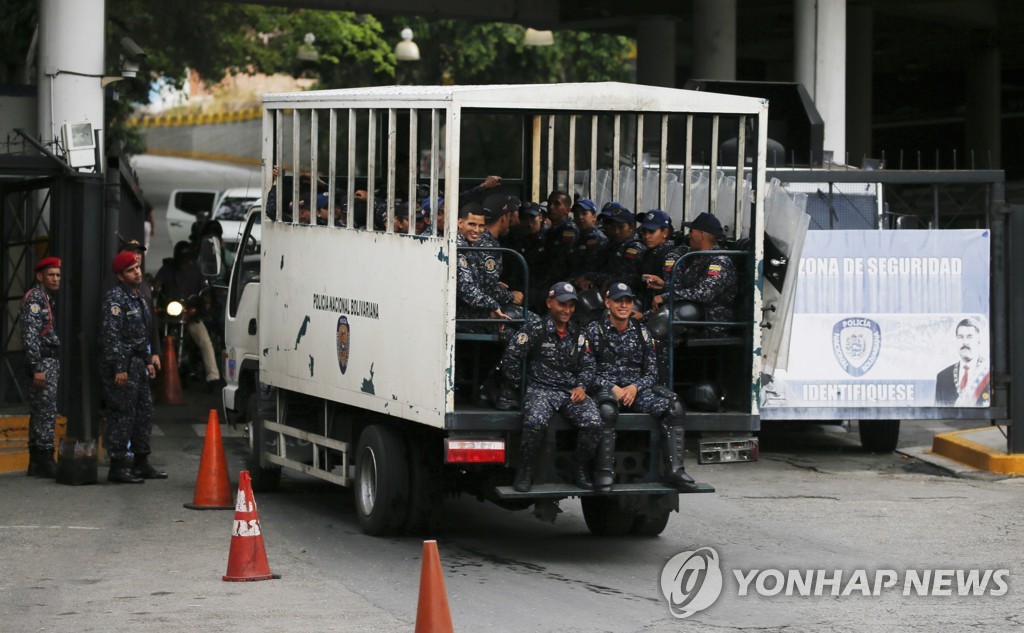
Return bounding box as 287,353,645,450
494,481,714,499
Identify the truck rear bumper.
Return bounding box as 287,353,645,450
494,481,714,499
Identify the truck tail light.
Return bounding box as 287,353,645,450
445,439,505,464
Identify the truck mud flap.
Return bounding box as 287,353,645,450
494,481,714,499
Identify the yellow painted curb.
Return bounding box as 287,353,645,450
0,415,68,474
931,426,1024,475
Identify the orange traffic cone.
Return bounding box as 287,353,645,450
184,409,233,510
415,540,454,633
223,470,275,582
155,335,184,405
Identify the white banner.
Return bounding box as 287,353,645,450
761,230,990,409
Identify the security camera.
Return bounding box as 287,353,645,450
119,37,146,78
120,36,147,62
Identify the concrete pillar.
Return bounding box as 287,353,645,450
37,0,105,168
692,0,736,80
794,0,846,162
636,19,677,88
846,4,872,166
965,31,1001,169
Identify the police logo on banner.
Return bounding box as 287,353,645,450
832,317,881,377
336,316,350,375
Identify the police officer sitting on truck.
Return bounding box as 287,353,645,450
584,283,697,492
650,211,738,337
456,202,518,331
500,282,603,492
576,202,646,292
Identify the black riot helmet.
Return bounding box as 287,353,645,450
645,305,670,341
673,301,705,322
686,380,723,412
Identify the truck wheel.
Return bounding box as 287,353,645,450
354,425,409,536
859,419,900,453
630,509,672,536
246,393,281,493
581,497,636,537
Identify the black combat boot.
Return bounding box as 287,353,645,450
133,453,168,480
572,463,594,490
593,429,616,493
26,447,40,477
35,447,57,479
108,459,144,484
494,382,521,411
662,426,698,492
513,427,542,492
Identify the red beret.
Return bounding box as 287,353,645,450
34,257,62,272
112,251,138,274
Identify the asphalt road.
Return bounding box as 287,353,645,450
2,389,1020,633
132,154,259,266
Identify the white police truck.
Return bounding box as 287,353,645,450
219,83,805,536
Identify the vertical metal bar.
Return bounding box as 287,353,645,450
932,185,940,228
567,115,576,197
531,115,542,202
347,109,356,229
309,109,318,224
275,111,283,223
291,109,300,224
367,109,377,230
430,109,440,235
546,115,555,196
735,115,746,235
635,114,644,212
1008,202,1024,453
612,114,621,201
408,109,418,234
328,109,337,227
709,114,719,214
263,108,273,214
684,114,693,219
386,108,397,234
590,115,598,200
659,114,668,210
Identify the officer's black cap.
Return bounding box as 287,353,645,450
606,282,635,300
548,281,578,302
683,212,724,237
519,202,543,217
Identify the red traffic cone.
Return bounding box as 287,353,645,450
184,409,233,510
155,335,184,405
415,540,454,633
223,470,275,582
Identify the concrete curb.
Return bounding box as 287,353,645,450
929,426,1024,475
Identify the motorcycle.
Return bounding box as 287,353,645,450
154,288,211,386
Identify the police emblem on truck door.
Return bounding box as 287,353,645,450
832,317,881,377
336,316,350,375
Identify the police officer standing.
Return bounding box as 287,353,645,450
569,198,608,281
101,252,168,483
456,202,518,327
636,209,676,311
500,282,602,492
578,202,646,292
20,257,62,478
584,282,697,492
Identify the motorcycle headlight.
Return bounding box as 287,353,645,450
166,301,184,317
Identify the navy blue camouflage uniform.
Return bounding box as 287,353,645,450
570,226,609,279
100,282,155,461
585,316,675,422
456,232,508,327
499,316,602,467
20,283,59,451
476,229,517,307
587,237,646,291
664,244,738,336
638,240,676,310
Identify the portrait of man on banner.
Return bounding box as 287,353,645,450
934,317,991,406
